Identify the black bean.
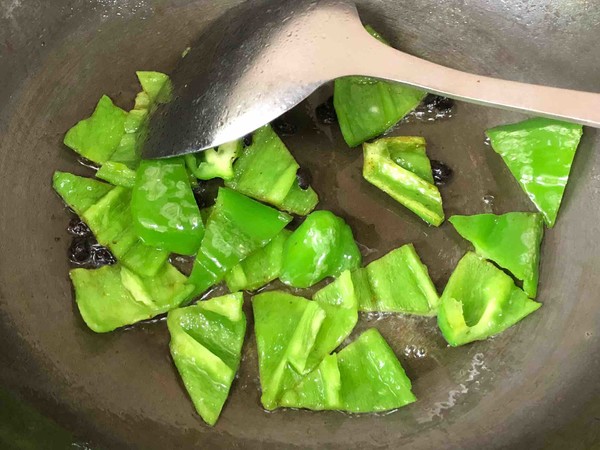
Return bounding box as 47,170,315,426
91,245,116,266
68,237,92,264
192,183,207,209
242,133,253,147
423,94,455,112
315,96,337,125
296,167,312,190
431,160,453,185
272,117,297,135
67,218,91,236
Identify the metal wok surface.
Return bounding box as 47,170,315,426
0,0,599,448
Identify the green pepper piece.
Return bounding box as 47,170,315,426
438,252,541,346
307,270,358,370
253,291,326,410
136,71,173,104
280,329,416,412
63,95,127,164
185,140,242,181
486,118,583,227
131,159,204,255
279,181,319,216
70,263,192,333
333,27,426,147
96,161,137,188
363,137,444,226
52,171,113,215
279,210,362,288
189,188,292,297
225,229,291,292
386,136,434,183
357,244,439,315
225,125,319,214
450,212,544,298
167,293,246,426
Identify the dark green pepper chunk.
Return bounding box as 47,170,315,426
279,210,362,288
188,188,292,298
131,158,204,256
437,252,541,346
486,118,582,227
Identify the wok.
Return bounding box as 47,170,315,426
0,0,599,448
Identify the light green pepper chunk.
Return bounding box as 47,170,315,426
450,212,544,298
486,118,583,227
437,252,541,346
168,293,246,426
280,329,416,412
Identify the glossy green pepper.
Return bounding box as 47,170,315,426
131,158,204,256
52,171,113,215
333,27,426,147
363,137,444,226
185,139,242,181
168,292,246,426
486,118,583,227
280,329,416,412
353,244,439,315
71,262,192,333
279,210,362,288
225,125,318,215
450,212,544,298
437,252,541,346
95,161,136,188
188,188,292,298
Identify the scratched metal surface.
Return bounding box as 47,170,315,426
0,0,599,449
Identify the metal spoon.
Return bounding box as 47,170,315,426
144,0,600,159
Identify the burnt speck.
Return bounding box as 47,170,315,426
272,117,297,135
242,133,253,147
423,94,455,112
315,96,337,125
67,218,91,236
69,238,92,265
92,245,116,266
431,160,453,185
296,167,312,190
54,237,61,242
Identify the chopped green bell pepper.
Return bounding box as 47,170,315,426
188,188,292,297
354,244,439,315
95,161,136,188
63,95,127,165
136,71,173,104
167,293,246,426
333,27,426,147
131,158,204,255
280,328,416,412
279,210,362,288
387,136,434,183
450,212,544,298
52,171,113,215
486,118,583,227
185,140,242,181
71,262,192,333
225,229,291,292
253,291,326,410
363,137,444,226
225,125,319,215
307,270,358,370
437,252,541,346
53,172,169,276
